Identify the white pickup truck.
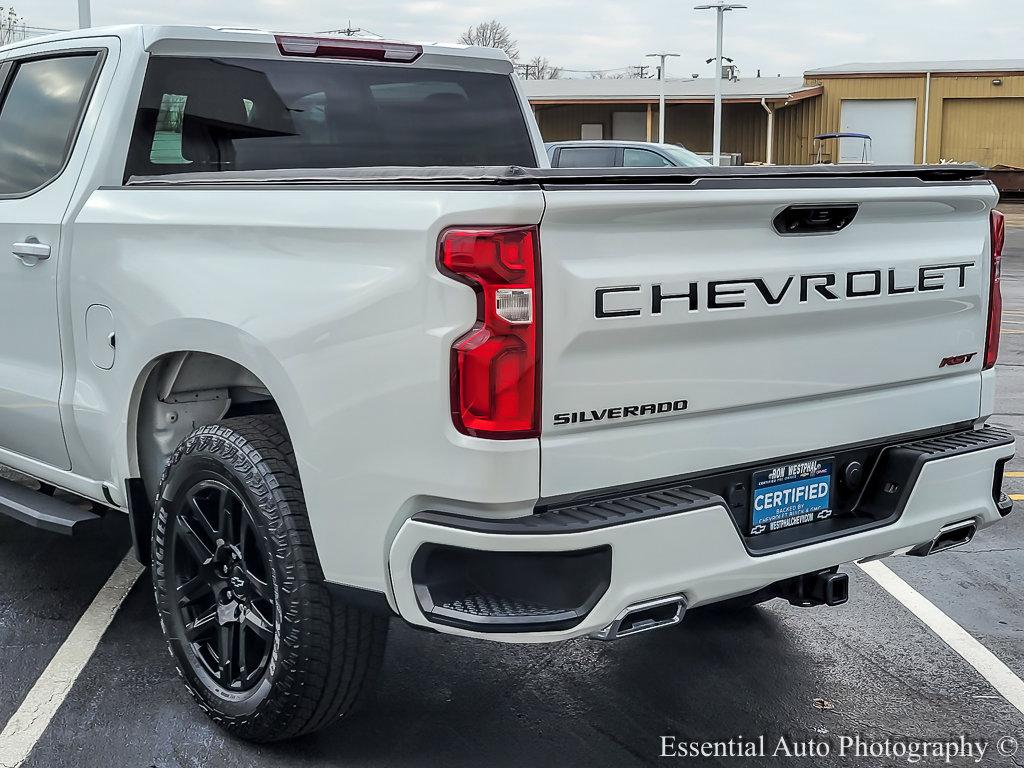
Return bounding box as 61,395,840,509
0,25,1015,742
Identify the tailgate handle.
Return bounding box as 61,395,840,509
773,204,859,236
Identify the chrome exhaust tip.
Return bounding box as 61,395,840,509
590,594,686,641
908,519,977,557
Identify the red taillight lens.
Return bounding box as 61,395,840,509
985,210,1005,370
439,227,540,439
275,35,422,62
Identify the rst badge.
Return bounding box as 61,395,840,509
939,352,978,368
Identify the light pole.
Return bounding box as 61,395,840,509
78,0,91,28
694,2,746,165
645,52,679,143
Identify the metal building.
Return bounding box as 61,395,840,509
524,77,821,164
776,60,1024,166
523,59,1024,169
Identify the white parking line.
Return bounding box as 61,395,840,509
0,553,144,768
858,560,1024,716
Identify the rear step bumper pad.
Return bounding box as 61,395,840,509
389,426,1014,642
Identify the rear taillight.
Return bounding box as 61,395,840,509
439,227,541,439
275,35,422,62
985,210,1005,369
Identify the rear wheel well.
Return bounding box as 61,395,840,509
131,352,281,563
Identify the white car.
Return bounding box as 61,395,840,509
0,25,1014,742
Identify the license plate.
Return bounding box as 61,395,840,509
749,457,834,536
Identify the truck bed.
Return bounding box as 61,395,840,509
125,163,988,187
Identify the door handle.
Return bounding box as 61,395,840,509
773,204,859,236
12,238,51,266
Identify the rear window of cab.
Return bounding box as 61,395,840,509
125,56,538,180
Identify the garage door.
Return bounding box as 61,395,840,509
940,97,1024,167
840,99,917,164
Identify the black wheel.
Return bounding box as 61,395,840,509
152,415,389,742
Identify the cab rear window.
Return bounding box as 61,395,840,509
125,56,537,180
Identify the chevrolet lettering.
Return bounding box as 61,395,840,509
595,262,976,318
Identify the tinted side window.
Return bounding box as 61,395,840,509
126,56,538,179
0,54,99,195
555,147,616,168
623,148,673,167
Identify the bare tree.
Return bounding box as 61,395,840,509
459,20,519,62
525,56,561,80
0,5,23,45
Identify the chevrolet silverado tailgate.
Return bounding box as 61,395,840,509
538,177,998,497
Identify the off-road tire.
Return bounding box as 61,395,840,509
152,415,389,742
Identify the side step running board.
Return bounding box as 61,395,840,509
0,476,102,535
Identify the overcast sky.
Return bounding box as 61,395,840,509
23,0,1024,78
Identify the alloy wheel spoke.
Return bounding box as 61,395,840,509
243,605,274,641
238,511,252,558
176,515,214,566
248,573,272,602
189,497,218,545
218,622,237,687
217,487,235,545
185,606,218,641
176,575,210,607
237,621,248,679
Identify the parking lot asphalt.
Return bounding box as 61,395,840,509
2,230,1023,768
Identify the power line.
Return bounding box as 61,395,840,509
17,24,67,32
557,65,641,74
317,22,385,38
551,63,696,79
515,63,540,79
321,20,361,36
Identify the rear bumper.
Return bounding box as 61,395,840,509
388,425,1014,643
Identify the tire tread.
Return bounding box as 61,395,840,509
152,415,388,742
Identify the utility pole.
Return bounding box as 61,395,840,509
695,2,746,165
631,64,651,79
645,52,680,143
78,0,91,29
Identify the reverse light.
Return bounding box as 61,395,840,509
439,227,541,439
275,35,423,62
495,288,533,324
985,210,1005,370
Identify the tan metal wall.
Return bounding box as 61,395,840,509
774,77,926,165
774,73,1024,166
666,103,768,163
532,102,769,163
939,97,1024,166
533,104,647,142
531,73,1024,167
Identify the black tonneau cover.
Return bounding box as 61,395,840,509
126,163,988,188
